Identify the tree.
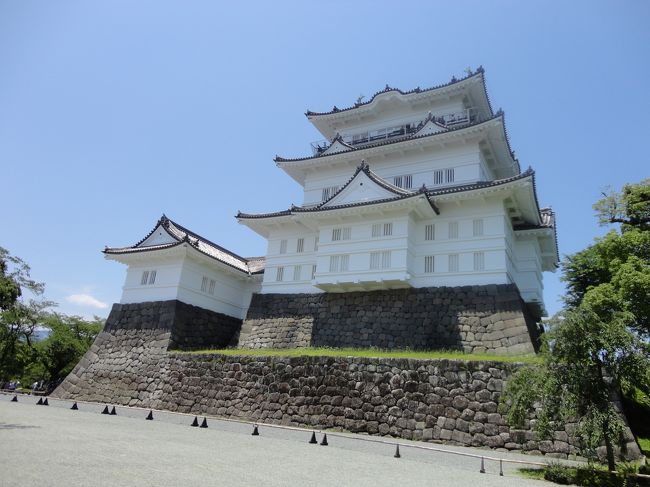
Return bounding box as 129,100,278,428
0,246,104,387
502,179,650,471
562,179,650,336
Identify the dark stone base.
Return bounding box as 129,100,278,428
239,284,541,354
104,300,241,350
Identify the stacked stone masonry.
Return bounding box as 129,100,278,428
52,302,641,460
240,284,541,355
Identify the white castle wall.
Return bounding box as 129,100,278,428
120,254,260,320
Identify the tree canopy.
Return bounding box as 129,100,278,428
502,179,650,471
0,246,103,389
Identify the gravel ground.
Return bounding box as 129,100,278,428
0,394,555,487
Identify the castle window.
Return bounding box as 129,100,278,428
208,279,216,295
140,271,150,285
314,236,319,251
448,221,459,239
393,174,412,189
434,170,444,185
329,255,349,272
297,238,304,253
201,276,208,292
425,224,435,241
370,251,391,269
424,255,435,273
332,227,351,241
293,265,302,281
322,186,339,201
449,254,459,272
279,239,287,254
474,252,485,271
148,270,156,285
329,255,339,272
276,267,284,282
473,219,484,237
445,168,455,183
311,264,317,279
372,222,392,237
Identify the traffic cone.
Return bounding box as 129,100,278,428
394,444,401,458
110,406,117,416
200,418,208,428
320,434,328,446
309,431,317,444
101,405,109,414
191,416,199,427
252,425,259,436
11,395,17,402
71,402,78,410
146,411,153,420
36,397,43,405
43,398,49,406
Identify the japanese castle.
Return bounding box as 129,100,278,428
105,67,558,334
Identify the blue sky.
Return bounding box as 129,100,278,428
2,1,649,318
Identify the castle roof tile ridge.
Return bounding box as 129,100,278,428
305,67,486,117
275,114,503,164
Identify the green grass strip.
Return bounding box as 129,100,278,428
181,347,540,364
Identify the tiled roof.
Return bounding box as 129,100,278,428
104,215,265,275
276,113,516,166
305,67,487,117
237,169,542,221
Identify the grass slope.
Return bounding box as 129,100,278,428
183,347,540,363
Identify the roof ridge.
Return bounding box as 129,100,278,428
305,67,486,117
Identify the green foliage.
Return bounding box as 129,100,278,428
0,246,104,387
562,179,650,336
503,179,650,472
186,346,539,363
544,462,575,484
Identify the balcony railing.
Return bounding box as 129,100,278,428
310,108,480,155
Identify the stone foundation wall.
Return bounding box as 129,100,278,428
52,306,641,461
105,300,241,351
239,285,540,355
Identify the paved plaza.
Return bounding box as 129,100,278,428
0,395,553,487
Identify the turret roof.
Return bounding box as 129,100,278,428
305,67,492,117
104,215,265,275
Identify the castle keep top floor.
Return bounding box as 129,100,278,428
275,68,518,207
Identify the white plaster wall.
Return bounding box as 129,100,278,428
302,143,483,206
121,257,185,304
510,236,544,304
177,256,261,319
120,253,260,320
407,199,511,287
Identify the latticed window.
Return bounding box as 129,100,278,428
434,170,444,185
424,255,435,273
372,223,381,237
340,254,349,271
201,276,208,292
293,265,302,281
383,223,392,236
370,251,391,269
208,279,216,295
329,255,339,272
140,271,149,285
474,252,485,271
449,221,459,239
372,222,392,237
425,224,435,241
445,168,455,183
449,254,459,272
297,238,304,253
148,270,156,285
311,264,317,279
393,174,412,189
473,219,484,237
276,267,284,282
279,239,287,254
322,186,339,201
332,227,351,241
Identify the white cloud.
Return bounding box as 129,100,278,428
65,293,108,309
